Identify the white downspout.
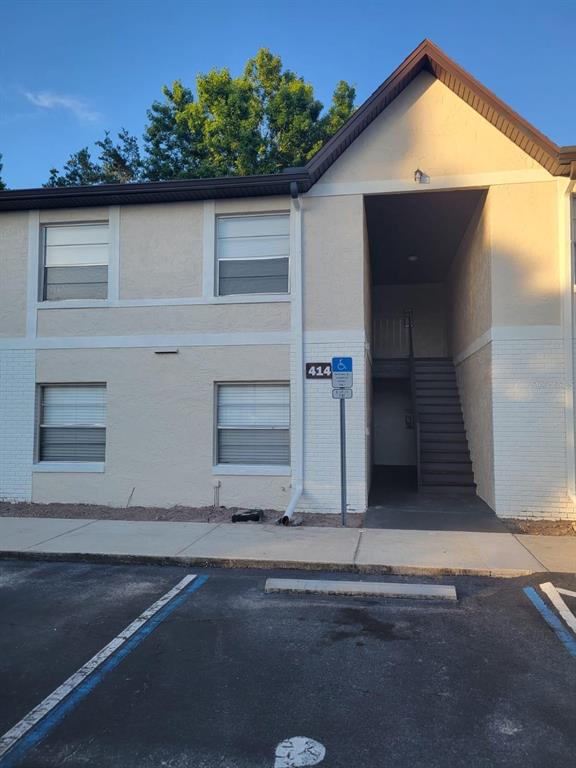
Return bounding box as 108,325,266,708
279,182,304,525
562,165,576,505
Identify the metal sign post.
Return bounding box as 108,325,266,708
331,357,353,527
339,397,347,528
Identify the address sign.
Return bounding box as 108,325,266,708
305,362,332,379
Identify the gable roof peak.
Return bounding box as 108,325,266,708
306,39,570,180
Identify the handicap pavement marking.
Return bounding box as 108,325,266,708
524,586,576,658
0,574,209,768
275,737,326,767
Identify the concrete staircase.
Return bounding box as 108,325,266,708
413,358,476,493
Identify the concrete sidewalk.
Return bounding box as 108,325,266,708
0,516,574,576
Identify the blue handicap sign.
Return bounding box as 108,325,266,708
332,357,353,373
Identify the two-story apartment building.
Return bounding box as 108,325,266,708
1,40,575,521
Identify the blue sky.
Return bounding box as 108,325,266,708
0,0,574,189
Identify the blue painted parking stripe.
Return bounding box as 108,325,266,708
523,586,576,658
0,574,208,768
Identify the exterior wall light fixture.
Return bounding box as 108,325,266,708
414,168,429,183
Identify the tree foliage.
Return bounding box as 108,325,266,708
45,129,142,187
0,153,6,190
45,49,355,186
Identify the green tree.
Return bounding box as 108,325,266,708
320,80,357,140
143,81,202,181
171,48,356,177
96,129,142,183
0,153,6,190
45,129,142,187
46,49,355,185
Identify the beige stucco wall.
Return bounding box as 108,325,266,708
39,207,109,224
215,196,289,215
0,211,28,337
448,194,494,506
33,345,291,509
448,194,491,356
320,72,545,185
120,203,203,299
489,181,561,327
302,194,366,332
456,344,495,508
373,283,448,357
37,302,289,337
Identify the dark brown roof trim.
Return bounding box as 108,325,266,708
0,40,572,212
306,39,571,180
0,171,312,212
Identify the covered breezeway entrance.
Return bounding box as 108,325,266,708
364,188,501,531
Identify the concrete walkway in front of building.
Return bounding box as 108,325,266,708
0,516,574,577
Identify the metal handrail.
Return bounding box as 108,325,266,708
404,310,421,489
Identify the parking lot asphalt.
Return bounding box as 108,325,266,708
0,560,575,767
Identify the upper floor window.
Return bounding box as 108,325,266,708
216,213,289,296
42,223,109,301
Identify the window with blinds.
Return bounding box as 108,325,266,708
42,223,109,300
216,384,290,466
216,214,289,296
39,385,107,462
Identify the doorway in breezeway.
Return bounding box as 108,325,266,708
371,378,417,493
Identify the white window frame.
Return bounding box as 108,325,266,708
39,221,110,303
34,383,107,472
214,212,291,298
213,382,291,476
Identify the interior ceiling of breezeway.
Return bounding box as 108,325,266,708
366,189,486,285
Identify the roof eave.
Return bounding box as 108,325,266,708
0,171,312,212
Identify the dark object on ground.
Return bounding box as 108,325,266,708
231,510,262,523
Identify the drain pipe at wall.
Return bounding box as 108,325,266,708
279,182,304,525
563,163,576,505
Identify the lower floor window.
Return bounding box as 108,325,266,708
39,385,107,462
216,383,290,465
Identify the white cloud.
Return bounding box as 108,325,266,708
23,90,101,123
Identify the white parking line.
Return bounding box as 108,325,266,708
539,582,576,635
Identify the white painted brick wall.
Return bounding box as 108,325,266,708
492,339,576,519
0,350,36,502
293,341,367,514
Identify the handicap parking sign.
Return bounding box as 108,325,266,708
331,357,353,388
332,357,352,373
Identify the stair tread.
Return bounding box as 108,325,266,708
421,453,472,462
421,484,477,493
421,464,474,473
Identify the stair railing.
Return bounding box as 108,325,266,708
404,310,421,489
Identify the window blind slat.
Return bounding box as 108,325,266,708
218,429,289,465
45,224,108,247
218,385,289,428
42,386,107,426
45,244,109,267
217,235,288,260
40,427,106,462
217,215,289,239
218,258,288,296
45,282,108,301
